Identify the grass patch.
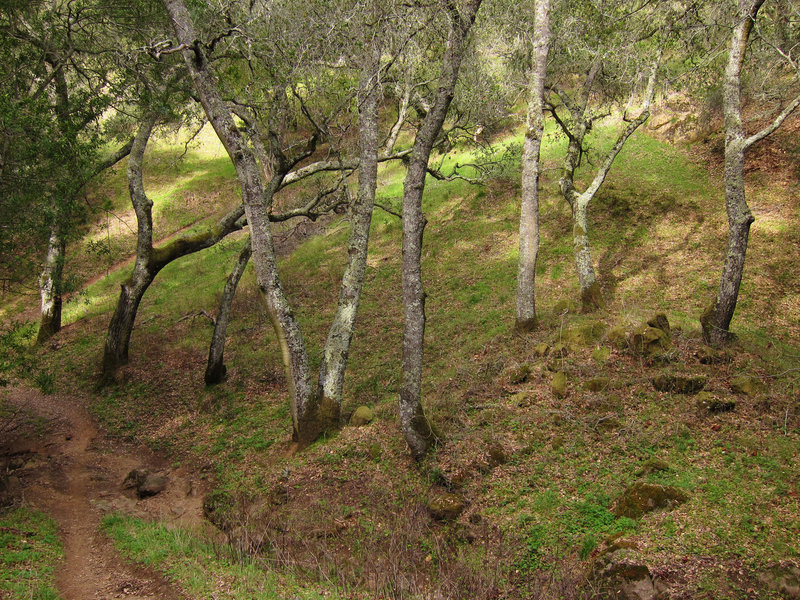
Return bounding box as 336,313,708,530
0,507,63,600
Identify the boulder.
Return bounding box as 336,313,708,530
533,343,550,357
563,321,608,348
592,346,611,363
607,326,628,349
635,459,670,477
613,483,689,519
553,299,579,316
651,374,706,395
591,558,669,600
696,346,732,365
428,490,465,521
122,468,148,490
350,406,374,426
730,375,761,396
646,313,671,336
551,371,567,398
137,473,168,498
757,563,800,599
630,326,671,356
486,441,508,468
510,364,531,385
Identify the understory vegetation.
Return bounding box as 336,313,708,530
3,111,798,598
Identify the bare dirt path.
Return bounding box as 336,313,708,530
2,385,208,600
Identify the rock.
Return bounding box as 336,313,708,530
630,326,671,356
122,468,149,490
591,557,669,600
350,406,374,426
553,299,579,316
8,457,26,470
510,364,532,384
730,375,761,396
563,321,608,348
635,459,670,476
91,499,114,513
646,313,671,336
428,490,465,521
486,441,508,468
697,346,732,365
607,326,628,349
757,563,800,599
551,371,567,398
651,374,706,395
592,346,611,363
533,343,550,357
171,506,186,516
586,377,611,392
550,342,570,357
137,473,168,498
710,399,735,413
613,483,689,519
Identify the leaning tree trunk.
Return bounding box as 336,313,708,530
36,222,66,344
316,40,381,419
206,237,252,385
400,0,483,461
515,0,551,332
164,0,317,445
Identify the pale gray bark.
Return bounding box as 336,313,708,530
316,40,382,413
206,236,252,385
515,0,551,332
36,223,65,344
702,0,800,346
400,0,483,461
164,0,317,443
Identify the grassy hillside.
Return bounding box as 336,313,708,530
4,114,800,599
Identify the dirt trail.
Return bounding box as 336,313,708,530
2,385,208,600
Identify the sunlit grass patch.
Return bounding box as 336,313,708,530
0,507,63,600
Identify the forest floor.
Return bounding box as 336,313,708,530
0,384,205,599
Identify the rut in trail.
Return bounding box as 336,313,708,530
2,385,208,600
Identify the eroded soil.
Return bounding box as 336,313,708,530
1,385,207,599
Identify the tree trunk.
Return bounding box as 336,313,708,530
316,41,381,419
400,0,482,460
206,237,252,385
702,0,764,346
164,0,316,445
515,0,551,332
36,222,65,344
572,196,602,312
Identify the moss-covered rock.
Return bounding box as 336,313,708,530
613,483,689,519
586,377,611,392
486,440,508,468
730,375,762,396
509,364,531,384
563,321,608,348
607,325,628,349
695,392,736,414
551,371,567,398
651,374,706,395
533,342,550,357
697,345,732,365
630,326,672,356
636,458,670,476
647,313,671,336
427,490,465,521
590,556,669,600
757,563,800,599
350,406,374,426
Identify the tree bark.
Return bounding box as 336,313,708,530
101,113,246,382
316,40,382,419
163,0,317,444
515,0,551,332
400,0,482,461
205,236,252,385
36,222,65,344
702,0,764,346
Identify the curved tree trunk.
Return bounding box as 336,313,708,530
316,40,381,424
515,0,551,332
36,222,65,344
572,197,602,312
400,0,482,461
206,237,252,385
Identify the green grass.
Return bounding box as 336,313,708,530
0,507,63,600
101,513,342,599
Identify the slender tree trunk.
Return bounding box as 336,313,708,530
400,0,482,460
316,41,381,418
36,222,65,343
164,0,317,444
206,237,252,385
572,196,602,311
515,0,551,331
702,0,764,346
